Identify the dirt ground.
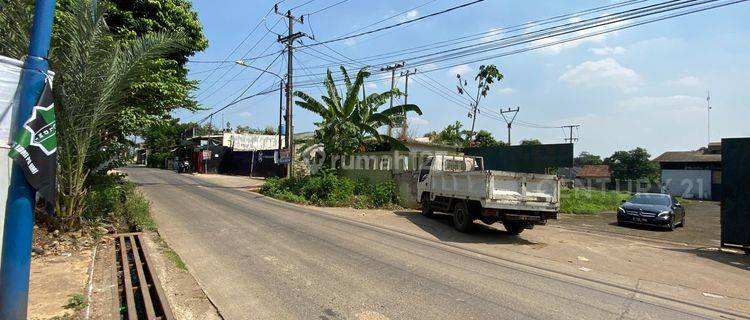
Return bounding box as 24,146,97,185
551,201,721,246
279,198,750,315
28,248,92,319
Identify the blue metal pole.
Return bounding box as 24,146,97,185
0,1,56,318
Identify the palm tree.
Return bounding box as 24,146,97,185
49,0,184,228
294,66,422,158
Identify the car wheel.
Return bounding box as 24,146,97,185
503,221,525,235
666,218,675,231
452,201,474,232
420,194,434,218
617,219,625,227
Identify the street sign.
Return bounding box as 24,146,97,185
202,150,211,160
278,148,290,164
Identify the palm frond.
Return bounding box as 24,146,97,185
378,104,422,117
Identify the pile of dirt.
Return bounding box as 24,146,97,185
31,224,112,258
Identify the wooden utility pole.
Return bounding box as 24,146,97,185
276,5,305,177
399,68,416,139
562,124,580,143
380,62,404,137
499,107,519,145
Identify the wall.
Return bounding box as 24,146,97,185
464,143,574,174
223,133,283,151
339,169,420,209
0,56,24,266
661,169,712,199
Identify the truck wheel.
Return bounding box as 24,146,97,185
503,221,525,235
452,201,474,232
420,194,434,218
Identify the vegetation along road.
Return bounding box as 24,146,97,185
123,166,745,320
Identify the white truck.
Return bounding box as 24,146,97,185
416,154,560,234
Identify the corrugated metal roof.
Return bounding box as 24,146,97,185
577,165,611,178
654,151,721,163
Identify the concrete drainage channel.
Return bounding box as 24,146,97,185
113,233,174,320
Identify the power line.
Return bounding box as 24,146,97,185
298,0,649,69
306,0,352,15
305,0,487,47
193,51,286,123
290,0,741,85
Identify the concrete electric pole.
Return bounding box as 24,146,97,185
380,62,404,137
562,124,581,143
399,68,416,139
275,5,305,177
499,107,519,145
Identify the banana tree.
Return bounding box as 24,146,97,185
294,66,422,158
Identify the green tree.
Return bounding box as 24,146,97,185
294,66,422,158
456,64,504,140
604,147,659,181
574,151,603,166
424,121,466,146
473,130,507,147
520,139,542,145
142,119,194,168
53,0,184,228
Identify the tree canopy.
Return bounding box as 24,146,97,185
604,147,659,181
294,66,422,158
574,151,604,166
520,139,542,145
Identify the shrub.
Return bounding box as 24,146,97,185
116,183,155,231
83,176,123,222
371,180,398,207
259,171,398,208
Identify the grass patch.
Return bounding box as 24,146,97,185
162,244,187,270
65,293,86,311
260,170,400,209
560,188,631,214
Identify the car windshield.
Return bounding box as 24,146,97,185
628,194,670,206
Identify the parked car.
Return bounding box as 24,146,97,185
617,193,685,231
417,155,560,235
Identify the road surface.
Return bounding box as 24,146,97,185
123,166,743,320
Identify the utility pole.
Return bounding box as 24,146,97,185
0,1,56,318
706,90,711,145
562,124,581,143
278,80,284,155
276,5,305,177
399,68,416,139
380,61,404,137
499,107,519,145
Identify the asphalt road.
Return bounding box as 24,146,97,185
123,167,737,320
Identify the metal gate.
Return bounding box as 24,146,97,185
721,138,750,254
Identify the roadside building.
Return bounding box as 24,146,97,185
654,142,721,200
173,132,286,176
575,165,611,189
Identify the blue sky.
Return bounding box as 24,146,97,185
177,0,750,158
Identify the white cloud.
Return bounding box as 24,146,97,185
408,116,429,126
497,87,514,94
238,111,252,118
366,82,378,90
343,38,357,47
448,64,472,77
559,58,642,92
667,76,702,88
589,46,626,55
406,10,419,19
